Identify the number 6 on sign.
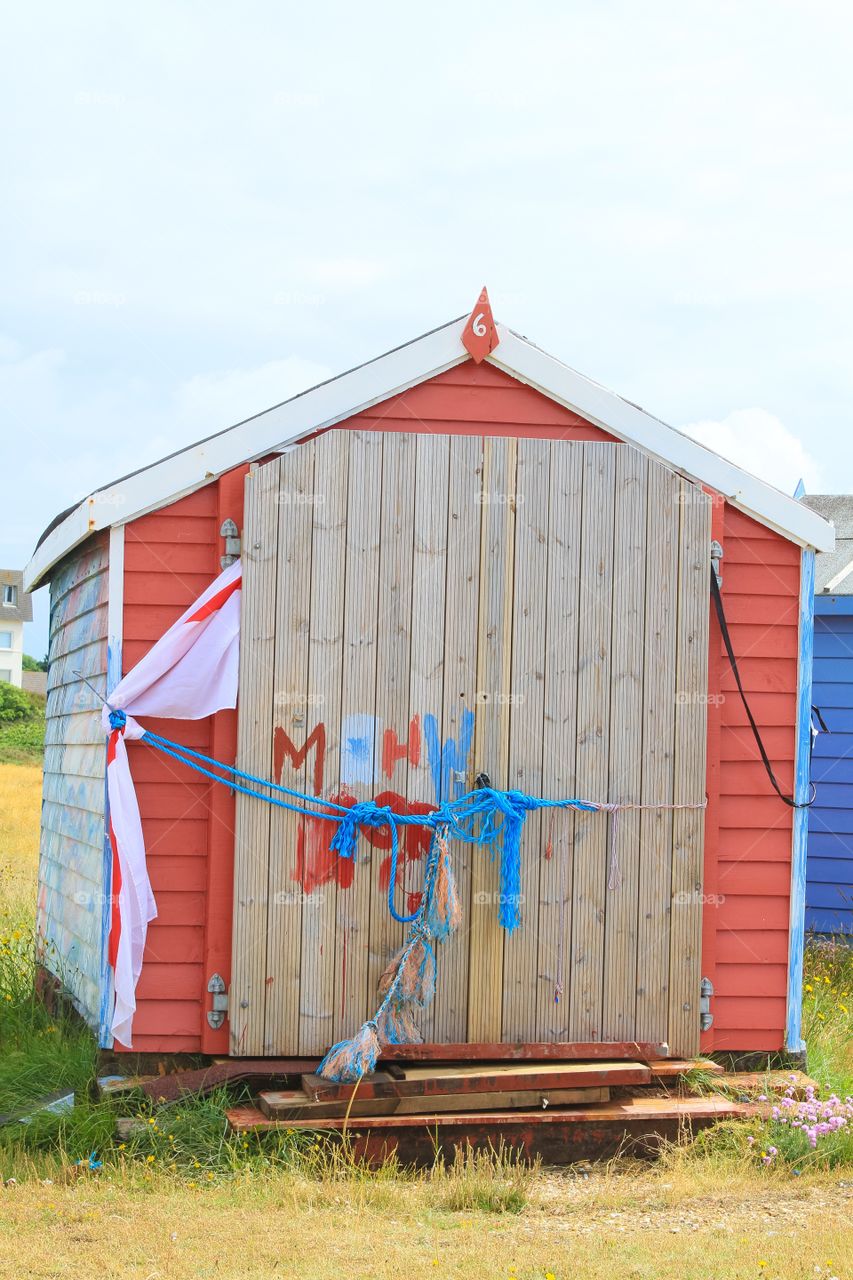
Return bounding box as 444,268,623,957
462,287,499,362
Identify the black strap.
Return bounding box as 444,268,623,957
709,568,814,809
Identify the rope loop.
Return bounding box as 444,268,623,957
108,708,127,731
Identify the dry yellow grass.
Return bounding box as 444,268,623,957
0,1167,850,1279
0,762,42,914
1,763,850,1278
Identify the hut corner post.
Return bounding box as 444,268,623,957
98,525,125,1048
785,547,815,1059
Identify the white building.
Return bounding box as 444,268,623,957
0,570,33,687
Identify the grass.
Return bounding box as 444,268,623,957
1,760,852,1277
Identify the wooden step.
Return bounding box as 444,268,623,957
648,1058,723,1080
232,1093,742,1133
259,1084,610,1120
227,1095,745,1165
301,1060,650,1105
376,1041,668,1062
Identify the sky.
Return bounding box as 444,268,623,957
2,1,852,656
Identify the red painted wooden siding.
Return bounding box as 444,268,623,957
701,505,799,1052
119,359,799,1054
347,361,617,441
121,472,247,1052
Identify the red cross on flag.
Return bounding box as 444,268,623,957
462,286,499,363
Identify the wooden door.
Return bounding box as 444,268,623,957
230,433,711,1057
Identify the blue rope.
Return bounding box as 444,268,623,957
130,727,607,930
142,729,355,816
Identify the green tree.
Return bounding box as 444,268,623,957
0,682,34,722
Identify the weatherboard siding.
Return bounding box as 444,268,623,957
707,507,800,1052
37,532,109,1027
807,609,853,935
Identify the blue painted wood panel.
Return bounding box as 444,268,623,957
807,608,853,936
36,534,109,1027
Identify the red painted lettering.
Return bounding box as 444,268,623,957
273,722,326,797
381,716,421,779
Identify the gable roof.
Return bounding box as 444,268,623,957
24,315,834,590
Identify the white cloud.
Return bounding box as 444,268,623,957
1,339,333,655
681,408,823,495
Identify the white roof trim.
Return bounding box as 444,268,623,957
490,327,833,553
25,315,833,590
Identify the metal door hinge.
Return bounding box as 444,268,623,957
700,975,714,1031
710,540,723,587
207,973,228,1029
220,518,241,570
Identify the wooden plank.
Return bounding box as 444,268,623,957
648,1058,723,1079
229,459,281,1055
264,443,316,1054
301,1058,649,1102
139,1058,315,1103
298,432,350,1056
376,1039,667,1061
432,435,481,1043
468,436,517,1042
259,1084,610,1119
502,439,550,1040
667,479,711,1057
536,442,583,1040
568,442,616,1039
635,463,680,1042
228,1093,744,1134
332,431,383,1046
365,433,416,1034
602,447,648,1040
407,434,450,1044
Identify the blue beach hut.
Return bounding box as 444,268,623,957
803,494,853,936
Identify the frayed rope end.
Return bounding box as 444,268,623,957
316,1021,380,1082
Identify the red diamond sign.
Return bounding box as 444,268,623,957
461,286,499,363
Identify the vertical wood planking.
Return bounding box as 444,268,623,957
635,465,680,1042
536,443,583,1040
601,448,649,1040
298,433,350,1056
229,433,713,1057
229,460,281,1055
568,443,616,1041
432,436,482,1043
667,480,711,1056
468,437,517,1042
407,435,450,1043
365,434,417,1025
502,439,550,1040
264,444,316,1054
333,432,384,1045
